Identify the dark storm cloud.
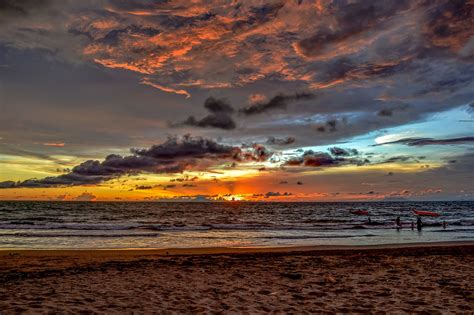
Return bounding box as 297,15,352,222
374,136,474,147
315,119,339,133
237,144,273,163
131,134,238,159
328,147,359,157
294,0,471,61
170,175,198,182
294,0,411,58
240,92,315,116
3,173,107,188
264,191,292,198
266,136,296,146
286,152,336,167
284,149,368,168
316,57,409,87
182,115,236,130
203,97,234,114
0,181,16,188
135,185,153,190
1,0,474,169
156,184,176,190
0,136,241,188
423,0,473,56
0,135,273,188
179,97,236,130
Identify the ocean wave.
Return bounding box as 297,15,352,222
0,232,161,238
0,220,472,233
0,223,139,231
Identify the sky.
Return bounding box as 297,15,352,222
0,0,473,202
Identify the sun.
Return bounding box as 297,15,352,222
226,195,243,201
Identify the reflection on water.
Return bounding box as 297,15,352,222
0,201,473,249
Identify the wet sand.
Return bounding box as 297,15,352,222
0,242,473,313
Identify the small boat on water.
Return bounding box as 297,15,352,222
350,210,369,215
413,210,440,217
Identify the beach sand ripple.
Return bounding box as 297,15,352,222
0,244,473,313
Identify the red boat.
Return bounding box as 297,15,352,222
413,210,440,217
350,210,369,215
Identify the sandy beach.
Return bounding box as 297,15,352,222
0,242,473,313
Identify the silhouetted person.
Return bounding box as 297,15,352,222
417,217,422,231
411,221,415,230
396,216,401,227
368,217,371,224
443,221,447,229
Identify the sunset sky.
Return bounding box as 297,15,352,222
0,0,473,201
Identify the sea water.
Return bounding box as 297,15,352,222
0,201,473,249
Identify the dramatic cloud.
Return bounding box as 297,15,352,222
0,135,274,188
130,135,238,159
179,97,236,130
374,136,474,146
240,93,314,115
170,175,199,182
266,136,296,146
293,1,412,58
1,0,474,151
202,97,234,114
0,181,16,188
135,185,153,190
328,147,359,157
423,0,473,56
1,0,474,200
237,144,273,163
264,191,293,198
284,149,368,168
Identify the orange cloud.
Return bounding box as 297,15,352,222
141,78,191,98
42,142,65,147
93,59,153,75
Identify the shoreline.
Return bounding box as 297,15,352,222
1,240,473,256
1,241,472,274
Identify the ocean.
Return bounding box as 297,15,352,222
0,201,473,249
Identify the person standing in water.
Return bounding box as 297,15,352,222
416,216,423,231
396,216,401,229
